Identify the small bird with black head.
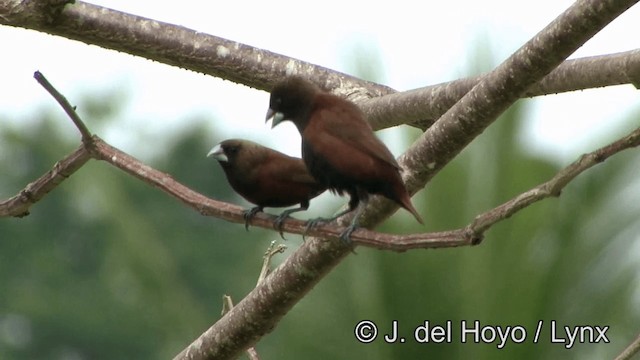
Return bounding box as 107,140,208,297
208,138,326,237
265,76,423,242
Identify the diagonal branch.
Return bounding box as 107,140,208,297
615,332,640,360
464,125,640,236
394,0,639,217
1,1,640,131
33,70,93,141
0,144,90,217
220,241,285,360
175,1,639,359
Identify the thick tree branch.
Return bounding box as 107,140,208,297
392,0,639,224
362,49,640,130
175,1,639,359
352,0,640,230
0,0,390,103
1,1,640,131
220,242,285,360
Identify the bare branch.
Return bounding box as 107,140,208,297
467,126,640,236
394,0,639,221
2,1,640,130
362,49,640,130
175,2,640,357
0,144,90,217
0,0,636,357
614,332,640,360
219,241,284,360
33,70,93,141
257,241,287,286
348,125,640,249
5,114,636,359
523,49,640,95
221,296,259,360
0,0,391,103
0,71,94,218
8,106,635,250
0,72,475,247
88,136,480,249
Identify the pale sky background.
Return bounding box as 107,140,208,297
0,0,639,164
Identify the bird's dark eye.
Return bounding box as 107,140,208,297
225,145,239,156
274,97,282,108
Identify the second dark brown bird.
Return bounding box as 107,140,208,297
266,76,423,242
208,139,325,236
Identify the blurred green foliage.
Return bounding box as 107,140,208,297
1,85,639,360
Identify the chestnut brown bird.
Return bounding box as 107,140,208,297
266,76,423,242
207,139,325,236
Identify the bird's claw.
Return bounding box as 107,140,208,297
338,225,357,245
272,214,289,240
303,216,358,245
303,217,330,241
242,207,262,231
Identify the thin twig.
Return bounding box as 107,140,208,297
220,295,234,317
257,240,287,286
219,242,285,360
33,71,93,142
0,144,91,217
465,126,640,239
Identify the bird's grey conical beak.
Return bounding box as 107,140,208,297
265,108,275,122
206,144,227,162
266,108,286,129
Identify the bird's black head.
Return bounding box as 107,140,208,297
207,139,270,171
207,139,246,167
266,76,320,132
